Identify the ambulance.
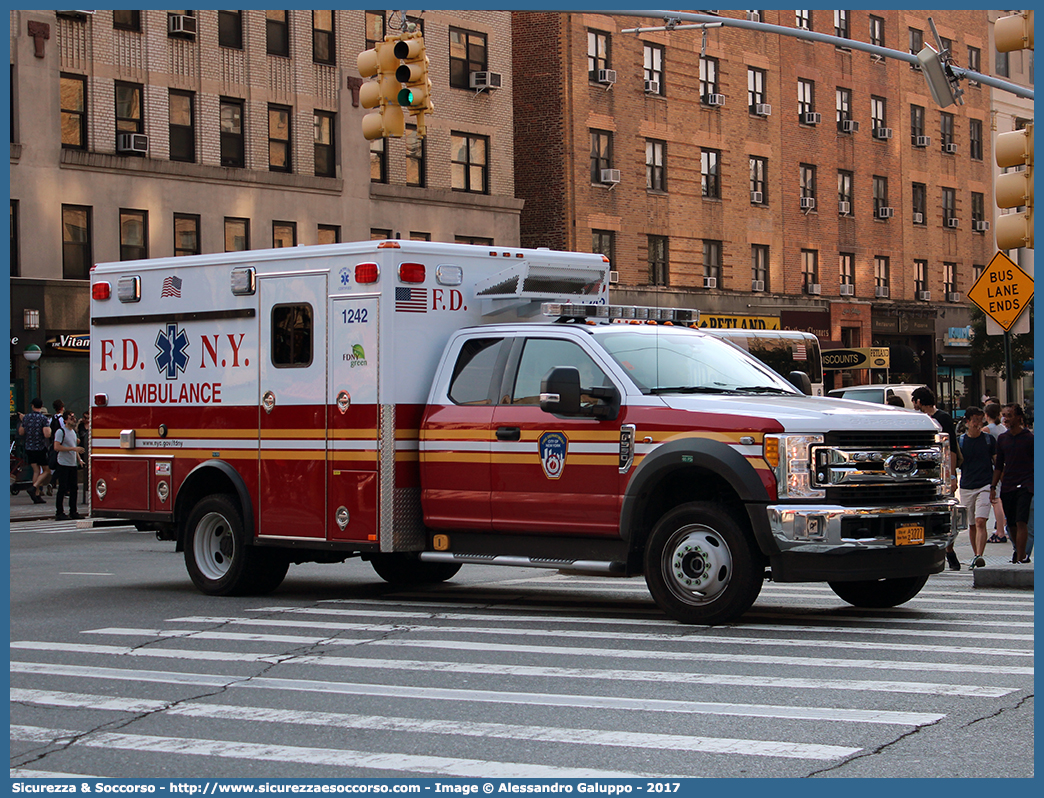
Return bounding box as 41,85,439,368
89,240,966,624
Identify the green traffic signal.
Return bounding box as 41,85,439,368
398,87,414,106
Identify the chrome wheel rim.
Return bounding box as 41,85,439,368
661,524,732,605
193,512,235,582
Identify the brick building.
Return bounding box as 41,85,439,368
10,9,518,411
513,9,995,395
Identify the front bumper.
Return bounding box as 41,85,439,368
765,501,967,582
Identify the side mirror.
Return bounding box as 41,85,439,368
787,370,813,396
540,367,581,416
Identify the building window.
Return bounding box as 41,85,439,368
371,228,392,241
914,259,928,294
969,118,983,160
912,182,927,224
218,10,243,49
60,74,87,150
409,231,431,242
590,129,612,184
648,235,668,286
870,96,887,133
113,11,140,31
703,240,722,283
167,11,195,39
365,11,385,49
911,104,925,142
266,10,289,57
942,187,957,224
592,230,614,264
752,244,769,290
834,10,849,39
644,44,664,94
800,163,817,203
801,249,819,288
370,137,387,183
869,15,884,47
747,67,766,112
317,224,340,245
314,111,335,177
972,192,986,229
835,86,852,129
973,263,985,283
225,218,249,252
967,46,981,83
115,81,143,137
699,56,719,101
750,156,767,202
10,201,18,277
646,140,666,191
452,132,489,194
797,78,815,119
908,27,923,56
795,11,811,30
119,209,147,261
873,175,889,215
944,262,957,296
220,98,244,168
269,104,292,172
840,252,855,290
313,11,334,64
168,90,195,163
587,30,610,81
838,170,853,210
875,256,890,290
62,205,92,279
450,28,487,89
455,235,493,246
701,149,720,198
996,49,1010,78
273,221,297,248
940,112,954,147
406,125,426,187
173,213,200,257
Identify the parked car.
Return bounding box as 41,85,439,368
827,384,926,409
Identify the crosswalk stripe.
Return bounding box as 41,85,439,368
10,689,863,761
9,725,675,778
8,661,944,725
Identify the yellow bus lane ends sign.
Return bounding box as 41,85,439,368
967,251,1034,331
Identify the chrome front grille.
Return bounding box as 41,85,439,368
812,445,943,488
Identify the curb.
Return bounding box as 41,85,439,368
973,564,1034,589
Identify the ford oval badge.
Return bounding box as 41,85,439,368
884,453,918,479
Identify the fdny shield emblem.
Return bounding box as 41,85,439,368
539,431,568,479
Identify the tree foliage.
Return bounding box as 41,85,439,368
968,303,1034,381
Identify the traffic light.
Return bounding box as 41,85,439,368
916,44,963,108
393,34,434,138
995,124,1034,250
995,10,1034,53
357,37,405,140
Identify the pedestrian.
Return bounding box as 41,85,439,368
886,395,907,408
957,407,994,568
53,409,85,520
77,409,91,504
990,403,1033,563
983,402,1008,543
912,386,961,569
16,398,51,504
47,398,65,476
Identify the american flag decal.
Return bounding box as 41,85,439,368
161,275,183,298
793,341,807,361
395,286,428,313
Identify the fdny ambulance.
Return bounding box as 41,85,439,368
89,240,965,624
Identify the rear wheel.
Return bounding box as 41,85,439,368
828,575,929,608
644,502,762,625
370,554,461,585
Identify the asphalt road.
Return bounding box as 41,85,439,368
9,520,1035,780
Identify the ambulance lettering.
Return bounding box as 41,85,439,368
431,289,467,312
539,431,568,479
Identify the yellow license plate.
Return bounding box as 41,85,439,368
895,523,925,546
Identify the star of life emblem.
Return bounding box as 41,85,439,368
155,323,190,380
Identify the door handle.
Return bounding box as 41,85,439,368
496,427,521,441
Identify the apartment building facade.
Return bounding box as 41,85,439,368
513,9,995,397
10,9,518,412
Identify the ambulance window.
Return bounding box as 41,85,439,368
511,338,610,405
271,303,313,367
448,337,504,405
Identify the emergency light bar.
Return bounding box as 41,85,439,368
541,303,700,324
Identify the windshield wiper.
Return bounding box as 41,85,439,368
649,386,737,395
734,386,796,394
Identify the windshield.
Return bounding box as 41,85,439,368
596,329,801,395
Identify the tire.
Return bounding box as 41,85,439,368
644,502,763,625
183,494,288,596
370,554,461,585
828,574,929,608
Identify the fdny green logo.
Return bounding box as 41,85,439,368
345,344,367,368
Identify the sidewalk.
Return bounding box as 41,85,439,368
9,483,91,523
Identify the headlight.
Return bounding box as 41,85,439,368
764,434,825,499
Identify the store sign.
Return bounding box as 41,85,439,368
780,310,830,338
697,314,779,330
944,326,972,347
47,333,90,354
823,347,890,370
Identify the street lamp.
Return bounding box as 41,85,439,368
23,344,41,404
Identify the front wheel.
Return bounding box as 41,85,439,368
369,554,461,585
644,502,763,625
828,575,929,608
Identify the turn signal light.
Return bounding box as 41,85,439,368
399,262,425,283
92,282,111,300
355,263,380,284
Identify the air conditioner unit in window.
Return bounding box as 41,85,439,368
944,142,958,154
875,285,890,298
805,283,822,295
839,283,855,296
841,119,860,134
800,197,816,210
704,93,725,106
918,290,932,301
116,132,149,154
874,127,893,140
915,135,931,148
948,292,962,303
609,270,619,284
974,220,991,232
750,191,764,204
754,103,772,116
878,206,894,219
747,11,760,22
600,168,621,185
703,277,718,289
838,200,851,215
597,69,617,86
946,217,960,228
803,112,822,125
469,71,502,90
644,79,660,94
168,14,197,36
912,212,924,224
751,279,765,292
